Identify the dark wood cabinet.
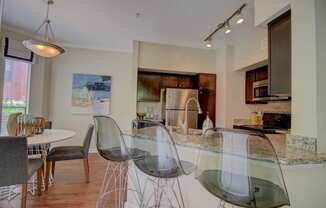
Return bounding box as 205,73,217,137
178,76,194,89
268,11,291,96
161,75,179,88
245,67,268,104
137,71,216,128
197,73,216,128
137,73,161,102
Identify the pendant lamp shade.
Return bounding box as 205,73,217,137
23,0,65,58
23,40,65,58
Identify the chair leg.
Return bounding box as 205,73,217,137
45,161,51,191
37,167,43,196
51,161,56,177
83,158,90,183
21,183,27,208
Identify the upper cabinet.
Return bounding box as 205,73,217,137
268,11,291,96
137,70,196,102
137,72,161,102
245,67,268,104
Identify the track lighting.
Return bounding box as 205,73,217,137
204,3,246,43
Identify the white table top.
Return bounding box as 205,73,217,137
27,129,76,146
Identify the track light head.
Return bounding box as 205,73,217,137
224,22,231,34
236,11,245,24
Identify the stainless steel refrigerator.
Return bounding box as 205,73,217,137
163,88,199,129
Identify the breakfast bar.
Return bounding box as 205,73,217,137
124,128,326,208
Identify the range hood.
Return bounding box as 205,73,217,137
253,95,291,102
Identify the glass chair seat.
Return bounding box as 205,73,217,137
197,169,289,208
134,155,195,178
99,147,147,162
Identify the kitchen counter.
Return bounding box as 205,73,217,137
170,129,326,166
126,127,326,208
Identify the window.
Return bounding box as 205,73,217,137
1,59,31,135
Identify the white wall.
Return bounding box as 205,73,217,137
316,0,326,152
49,47,134,151
254,0,291,26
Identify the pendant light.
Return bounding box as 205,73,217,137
23,0,65,58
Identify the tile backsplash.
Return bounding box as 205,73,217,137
248,101,291,113
137,101,162,120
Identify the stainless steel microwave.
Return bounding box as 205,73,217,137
253,79,268,99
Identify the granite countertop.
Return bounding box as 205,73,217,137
170,129,326,166
126,127,326,167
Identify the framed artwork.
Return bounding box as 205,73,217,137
71,73,111,114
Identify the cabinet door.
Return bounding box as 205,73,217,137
255,67,268,81
197,73,216,128
197,73,216,90
178,76,194,89
161,75,179,89
137,73,161,102
245,71,256,104
269,11,291,96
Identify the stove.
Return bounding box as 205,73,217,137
233,113,291,134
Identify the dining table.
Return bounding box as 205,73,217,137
0,129,76,201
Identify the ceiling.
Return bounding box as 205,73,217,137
3,0,254,52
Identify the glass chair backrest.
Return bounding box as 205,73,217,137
196,128,290,208
131,120,185,177
93,116,128,161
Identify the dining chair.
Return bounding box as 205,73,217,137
93,116,145,208
44,124,94,190
196,128,290,208
0,136,43,208
131,119,195,208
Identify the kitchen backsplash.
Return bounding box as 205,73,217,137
137,101,163,120
248,101,291,114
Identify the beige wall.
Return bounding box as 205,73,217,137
291,0,318,138
138,41,216,73
49,47,134,151
255,0,326,149
136,41,217,123
254,0,291,26
216,26,291,128
316,0,326,151
1,28,52,118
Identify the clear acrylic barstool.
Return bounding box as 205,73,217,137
131,120,195,208
94,116,144,208
196,128,290,208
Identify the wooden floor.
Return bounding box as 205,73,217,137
2,154,108,208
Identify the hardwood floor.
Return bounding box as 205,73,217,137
3,154,108,208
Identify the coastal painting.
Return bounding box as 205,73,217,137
71,73,111,114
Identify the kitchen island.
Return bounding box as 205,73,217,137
124,128,326,208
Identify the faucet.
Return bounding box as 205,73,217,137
181,97,203,134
